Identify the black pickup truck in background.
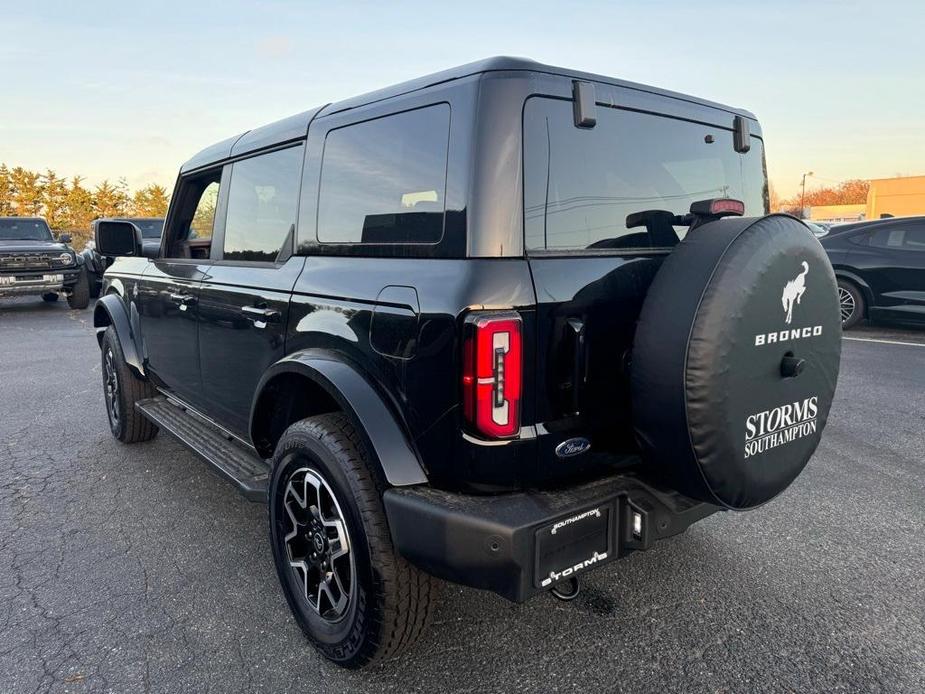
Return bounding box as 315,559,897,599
0,216,89,308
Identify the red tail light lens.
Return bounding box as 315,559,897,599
462,313,523,438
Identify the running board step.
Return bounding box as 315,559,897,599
136,396,269,502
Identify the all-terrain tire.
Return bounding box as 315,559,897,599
89,271,102,299
837,278,864,329
269,413,439,668
67,266,91,309
101,326,158,443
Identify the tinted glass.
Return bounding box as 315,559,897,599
318,104,450,244
0,218,52,241
135,219,164,239
523,98,768,251
902,225,925,250
223,146,303,262
870,224,925,250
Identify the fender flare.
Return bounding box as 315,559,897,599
93,293,145,379
251,350,428,487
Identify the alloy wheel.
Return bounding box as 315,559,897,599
103,348,120,426
838,286,856,324
283,467,355,623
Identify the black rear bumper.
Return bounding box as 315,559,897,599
383,473,719,602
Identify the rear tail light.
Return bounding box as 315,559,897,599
462,312,523,438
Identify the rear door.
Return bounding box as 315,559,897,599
197,144,306,438
522,96,768,465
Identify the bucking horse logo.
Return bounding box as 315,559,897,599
781,261,809,325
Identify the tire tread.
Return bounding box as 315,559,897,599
278,413,438,666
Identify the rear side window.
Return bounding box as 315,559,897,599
523,97,767,252
223,145,304,262
905,226,925,250
317,104,450,244
869,224,925,251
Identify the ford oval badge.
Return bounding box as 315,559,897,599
555,437,591,459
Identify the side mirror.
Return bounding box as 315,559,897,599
58,233,73,244
93,220,142,258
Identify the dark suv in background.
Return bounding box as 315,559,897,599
92,57,842,668
821,215,925,328
0,216,90,308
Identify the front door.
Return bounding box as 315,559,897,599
196,144,306,438
138,168,223,409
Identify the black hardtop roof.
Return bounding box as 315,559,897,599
181,56,758,174
0,216,48,222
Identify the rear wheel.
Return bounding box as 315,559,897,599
42,293,58,302
837,279,864,329
67,266,90,309
269,413,439,668
101,327,158,443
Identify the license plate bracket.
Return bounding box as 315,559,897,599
534,501,616,588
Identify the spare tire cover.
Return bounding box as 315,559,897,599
631,215,841,510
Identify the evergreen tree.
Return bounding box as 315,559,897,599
130,184,170,217
10,167,43,216
42,169,69,229
0,164,12,215
93,179,130,218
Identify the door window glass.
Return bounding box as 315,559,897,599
223,145,304,262
901,225,925,250
317,104,450,244
869,227,911,249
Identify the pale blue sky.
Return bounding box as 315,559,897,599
1,0,923,198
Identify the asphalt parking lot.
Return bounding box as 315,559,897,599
1,297,923,694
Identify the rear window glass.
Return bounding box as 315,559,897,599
317,104,450,244
523,97,768,252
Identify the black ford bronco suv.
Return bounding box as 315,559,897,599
0,216,90,308
93,58,842,668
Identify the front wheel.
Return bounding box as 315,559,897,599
269,413,439,668
101,327,158,443
837,279,864,329
67,266,90,309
